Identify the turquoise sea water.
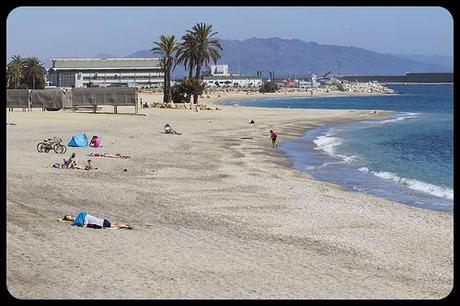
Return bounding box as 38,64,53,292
225,85,453,212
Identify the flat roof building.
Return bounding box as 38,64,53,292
47,58,164,88
203,64,262,88
203,75,263,88
206,64,230,76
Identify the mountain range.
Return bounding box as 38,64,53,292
92,37,452,77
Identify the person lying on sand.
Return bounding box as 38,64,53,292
60,211,132,230
164,123,182,135
89,152,131,159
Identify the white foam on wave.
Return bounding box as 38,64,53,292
324,128,340,137
341,155,358,163
313,129,358,164
371,171,453,200
358,167,369,173
313,135,343,156
378,112,419,124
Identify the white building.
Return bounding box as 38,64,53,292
47,58,164,88
203,64,262,88
207,64,230,76
203,75,263,88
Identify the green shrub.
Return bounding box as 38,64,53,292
259,81,279,93
171,78,206,103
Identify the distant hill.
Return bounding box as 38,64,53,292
122,37,452,77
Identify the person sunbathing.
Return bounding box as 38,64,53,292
66,153,77,168
164,123,182,135
72,159,97,170
53,153,77,169
84,159,97,170
89,152,130,159
89,136,102,148
62,211,132,230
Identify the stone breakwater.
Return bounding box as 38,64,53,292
331,78,396,94
139,82,396,96
343,82,396,94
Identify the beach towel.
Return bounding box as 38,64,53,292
72,211,87,227
89,153,131,159
68,133,89,147
58,218,73,223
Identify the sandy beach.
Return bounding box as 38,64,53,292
6,93,453,299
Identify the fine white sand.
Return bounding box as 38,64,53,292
6,96,453,299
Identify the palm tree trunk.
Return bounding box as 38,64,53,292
193,64,201,104
188,64,193,79
165,69,171,103
33,75,35,90
163,68,168,103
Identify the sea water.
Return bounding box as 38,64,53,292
226,85,453,212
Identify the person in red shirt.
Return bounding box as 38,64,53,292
270,130,278,148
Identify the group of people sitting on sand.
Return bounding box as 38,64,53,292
53,153,97,170
53,152,133,169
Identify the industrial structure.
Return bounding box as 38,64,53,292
47,58,164,88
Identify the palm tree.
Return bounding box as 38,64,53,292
187,23,222,104
152,35,180,103
176,33,197,79
7,55,25,89
23,57,46,89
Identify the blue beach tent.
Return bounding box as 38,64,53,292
68,133,89,147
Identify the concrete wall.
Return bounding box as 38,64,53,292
7,90,29,108
72,87,137,106
7,87,136,110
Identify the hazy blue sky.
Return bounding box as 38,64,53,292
7,6,453,63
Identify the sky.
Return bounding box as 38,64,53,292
7,6,453,64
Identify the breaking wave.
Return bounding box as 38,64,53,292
359,168,453,200
378,112,419,124
313,129,358,163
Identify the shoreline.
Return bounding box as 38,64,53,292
277,115,453,212
214,92,453,212
7,96,452,298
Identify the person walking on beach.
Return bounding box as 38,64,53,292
270,130,278,148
